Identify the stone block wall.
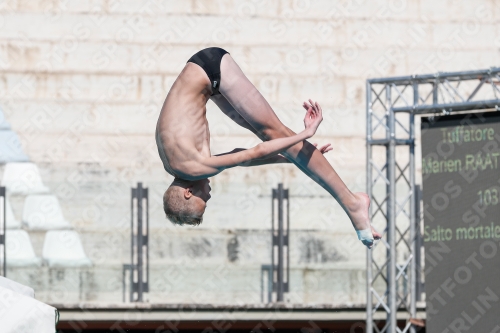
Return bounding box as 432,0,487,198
0,0,498,304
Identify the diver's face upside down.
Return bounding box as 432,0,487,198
190,178,212,204
163,178,211,226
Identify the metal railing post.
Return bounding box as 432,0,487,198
277,184,284,301
130,182,149,302
366,81,374,333
271,183,289,303
387,85,397,332
409,82,418,333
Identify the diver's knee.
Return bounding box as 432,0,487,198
261,126,293,140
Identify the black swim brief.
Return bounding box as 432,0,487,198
187,47,229,96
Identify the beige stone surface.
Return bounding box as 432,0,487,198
0,0,498,304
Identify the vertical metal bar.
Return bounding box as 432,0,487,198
277,183,284,302
137,182,143,302
433,79,439,105
0,187,6,277
145,187,149,293
285,188,289,293
271,188,276,301
130,183,149,302
387,84,397,332
130,187,136,302
415,186,423,302
409,82,418,333
366,81,373,333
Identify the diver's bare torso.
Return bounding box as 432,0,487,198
156,63,214,179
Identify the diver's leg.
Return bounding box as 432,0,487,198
218,55,381,247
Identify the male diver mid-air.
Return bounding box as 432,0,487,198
156,47,381,248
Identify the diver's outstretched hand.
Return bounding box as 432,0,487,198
313,143,333,154
303,99,323,136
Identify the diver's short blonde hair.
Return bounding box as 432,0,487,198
163,183,203,226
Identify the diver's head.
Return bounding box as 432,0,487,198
163,178,211,226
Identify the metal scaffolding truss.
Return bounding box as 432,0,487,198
365,67,500,333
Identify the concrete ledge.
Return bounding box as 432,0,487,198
55,303,426,321
54,304,426,331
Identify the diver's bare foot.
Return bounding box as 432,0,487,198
345,192,382,248
346,192,370,230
